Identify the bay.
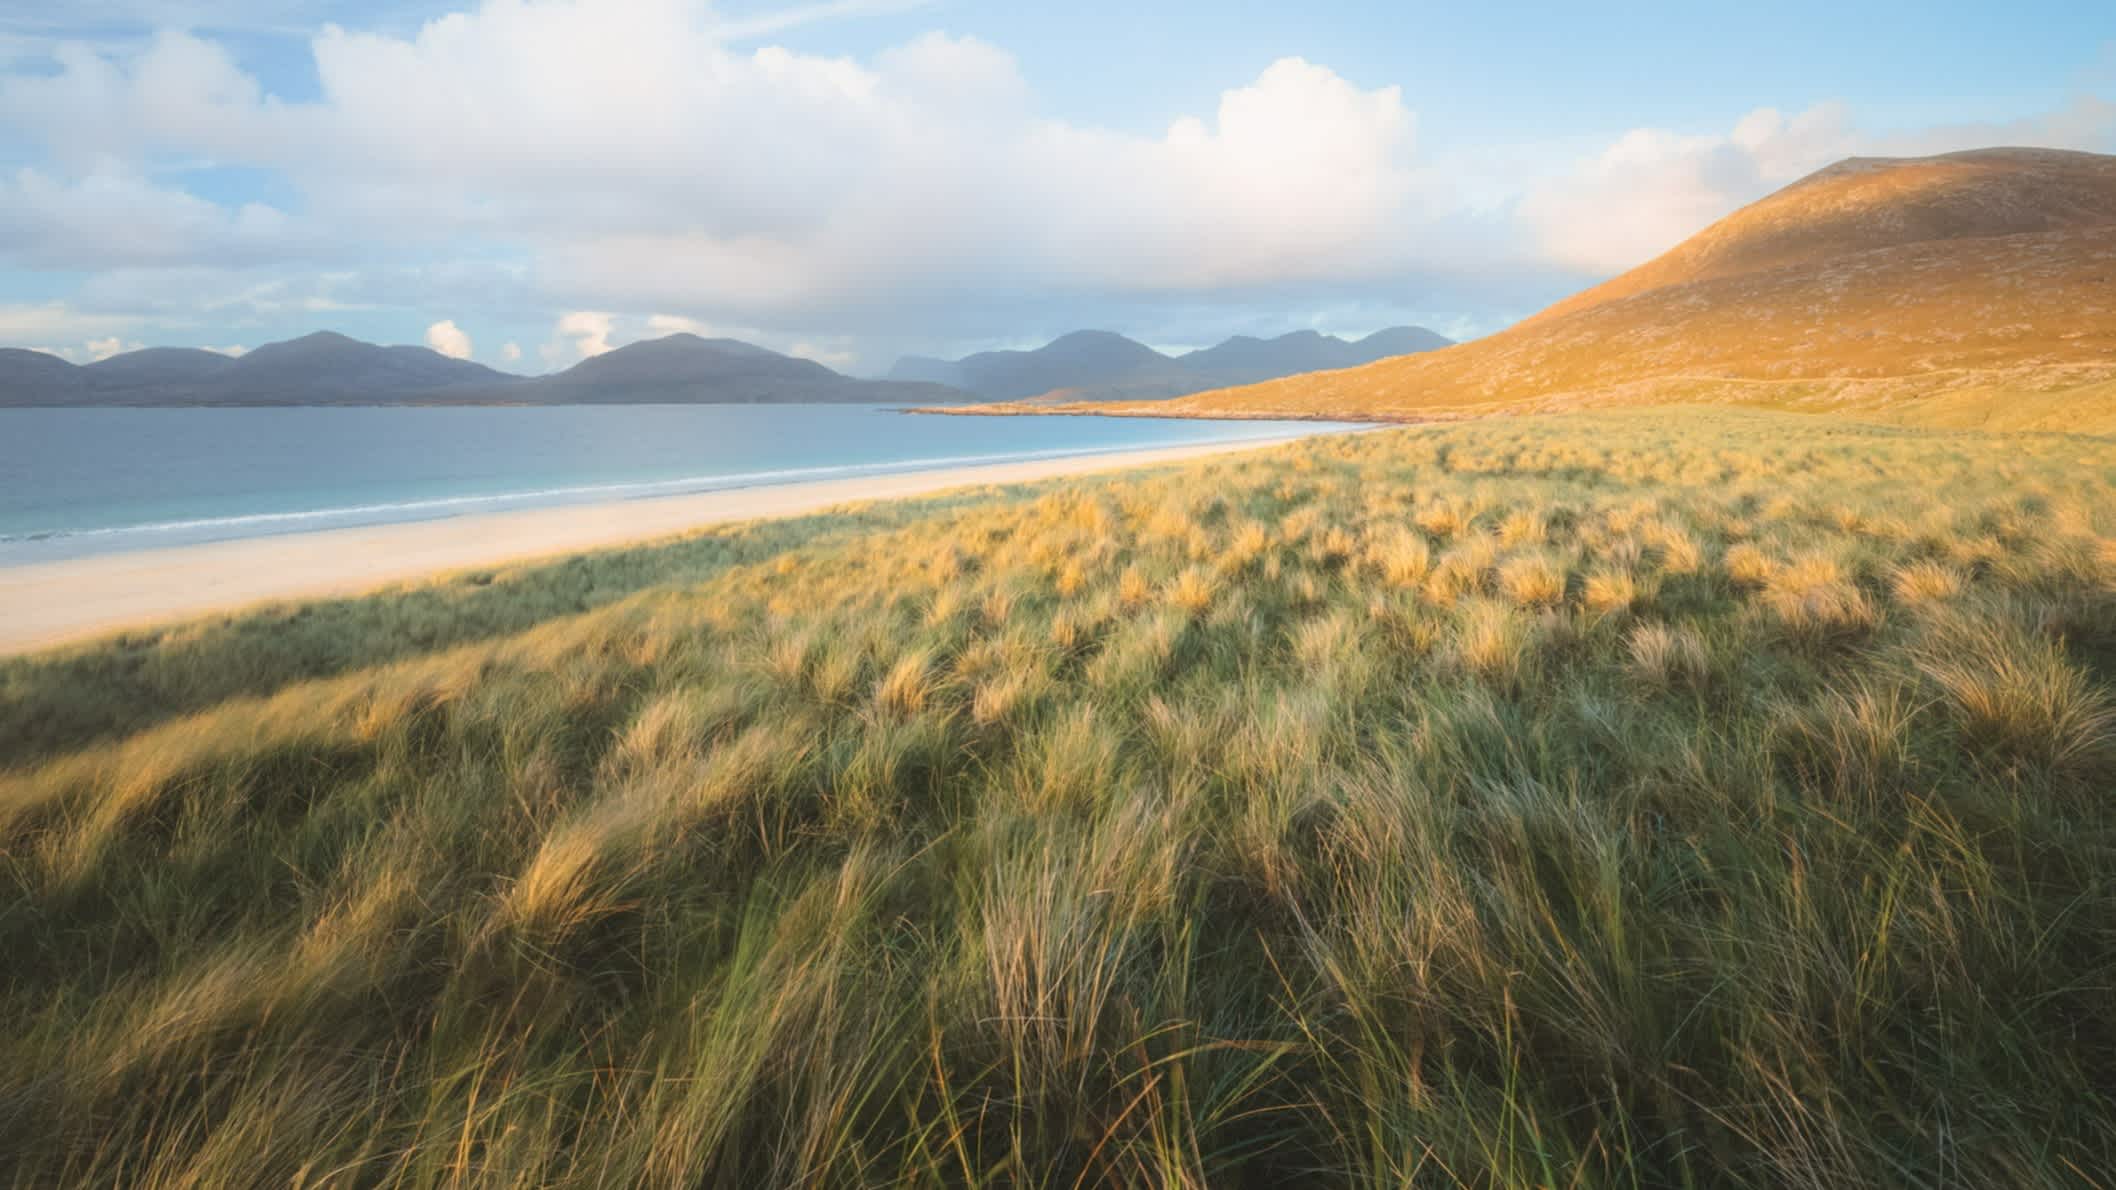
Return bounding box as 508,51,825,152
0,405,1352,563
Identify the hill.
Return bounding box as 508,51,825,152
0,333,970,406
80,347,237,392
1178,326,1453,388
889,325,1451,402
510,334,965,405
1132,148,2116,428
0,333,522,406
889,330,1193,400
0,347,91,403
217,332,516,402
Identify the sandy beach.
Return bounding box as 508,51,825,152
0,432,1326,658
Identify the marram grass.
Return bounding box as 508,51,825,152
4,408,2116,1186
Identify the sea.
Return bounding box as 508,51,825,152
0,405,1354,563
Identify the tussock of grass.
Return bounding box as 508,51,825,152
1367,527,1432,588
1164,566,1217,616
1723,540,1780,587
1760,550,1877,636
1917,613,2116,782
1628,620,1710,689
1497,551,1568,608
1891,558,1967,604
4,407,2116,1185
1582,566,1651,616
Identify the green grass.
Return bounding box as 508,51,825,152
4,407,2116,1185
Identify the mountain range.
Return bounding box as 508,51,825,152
888,326,1451,402
1128,147,2116,430
0,332,963,408
0,324,1448,408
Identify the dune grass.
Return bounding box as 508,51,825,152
4,407,2116,1185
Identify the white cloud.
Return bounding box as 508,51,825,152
1518,105,1860,275
540,310,615,367
0,300,133,344
0,163,295,270
645,313,719,338
500,341,521,363
0,6,1443,323
424,317,472,359
84,334,144,360
785,339,857,370
204,343,247,357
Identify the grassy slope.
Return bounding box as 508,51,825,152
1062,149,2116,432
4,408,2116,1184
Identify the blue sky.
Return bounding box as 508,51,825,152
1,0,2110,373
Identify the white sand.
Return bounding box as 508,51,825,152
0,433,1323,657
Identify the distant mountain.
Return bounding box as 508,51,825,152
217,332,515,402
1347,326,1455,359
81,346,237,392
502,334,965,405
890,331,1191,401
888,326,1452,402
1149,147,2116,429
0,332,521,407
0,348,91,403
0,331,970,407
1178,327,1455,388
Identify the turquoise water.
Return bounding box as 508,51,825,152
0,406,1354,563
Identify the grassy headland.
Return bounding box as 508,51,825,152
977,149,2116,435
4,407,2115,1184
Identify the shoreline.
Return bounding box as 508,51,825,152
0,431,1336,658
907,401,1423,423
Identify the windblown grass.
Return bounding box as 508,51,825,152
4,407,2116,1185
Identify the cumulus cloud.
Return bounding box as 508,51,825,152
500,341,521,363
1518,105,1859,275
424,318,472,359
0,4,1444,325
84,335,145,361
540,311,615,368
0,164,295,270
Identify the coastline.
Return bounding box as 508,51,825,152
0,430,1333,658
907,401,1422,423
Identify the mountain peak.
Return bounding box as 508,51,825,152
1535,145,2116,325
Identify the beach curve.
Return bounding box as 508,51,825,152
0,430,1333,657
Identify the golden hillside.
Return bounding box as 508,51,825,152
1137,147,2116,428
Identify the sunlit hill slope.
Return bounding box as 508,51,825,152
1133,147,2116,428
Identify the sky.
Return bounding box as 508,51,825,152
1,0,2111,375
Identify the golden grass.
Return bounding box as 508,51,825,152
1891,559,1967,604
1497,552,1568,608
1164,566,1217,616
5,407,2116,1185
1627,620,1709,688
